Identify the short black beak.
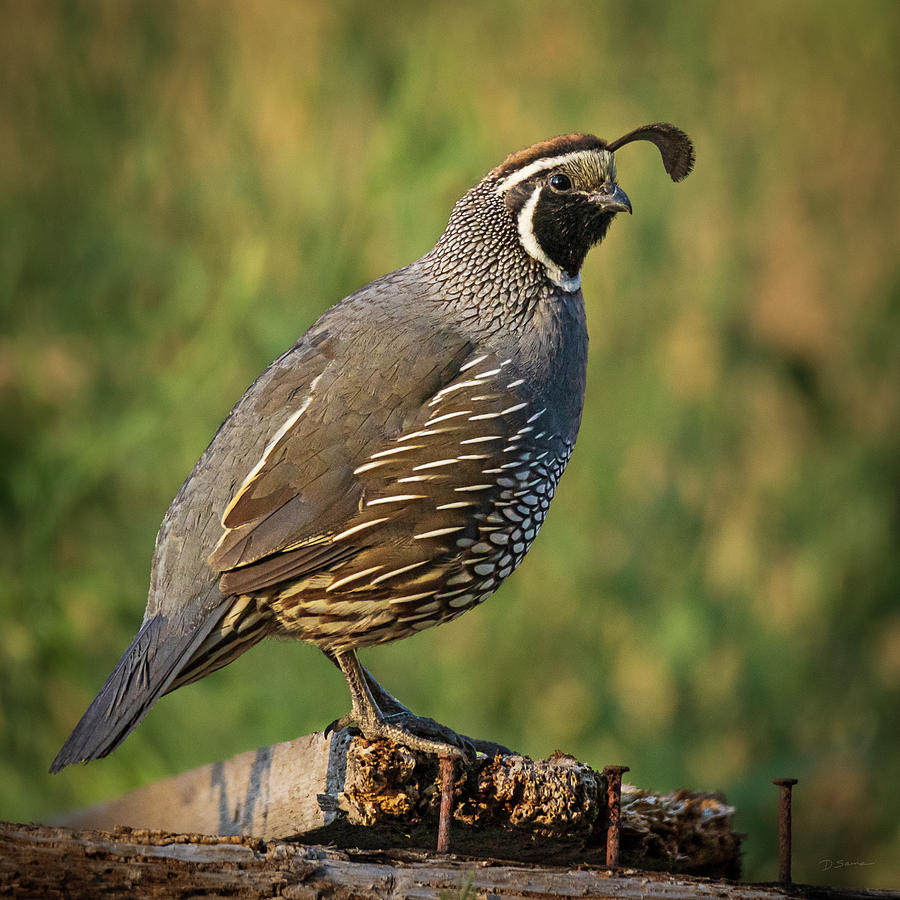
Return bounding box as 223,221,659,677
591,183,632,215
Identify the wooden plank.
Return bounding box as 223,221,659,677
58,730,349,838
2,823,890,900
56,730,741,875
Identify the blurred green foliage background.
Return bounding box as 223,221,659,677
1,0,898,888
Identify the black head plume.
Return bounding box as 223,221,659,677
606,123,695,182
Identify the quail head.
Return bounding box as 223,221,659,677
52,123,694,771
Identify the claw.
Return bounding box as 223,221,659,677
324,715,359,739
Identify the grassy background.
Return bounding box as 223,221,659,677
1,0,898,888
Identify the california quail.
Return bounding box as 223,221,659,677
51,124,694,772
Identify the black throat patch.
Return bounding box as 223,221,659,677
531,191,615,278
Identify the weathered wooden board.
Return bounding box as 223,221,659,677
59,730,344,839
2,823,889,900
56,730,741,875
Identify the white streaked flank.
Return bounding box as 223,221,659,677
425,409,473,426
429,379,486,406
327,564,385,592
413,525,466,540
388,591,438,605
458,354,488,372
353,459,389,475
396,427,455,442
459,435,504,444
365,494,427,506
370,560,430,585
368,444,424,460
331,517,390,542
412,458,459,471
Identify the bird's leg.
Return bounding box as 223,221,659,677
358,663,513,757
333,650,473,760
324,650,511,759
322,649,411,721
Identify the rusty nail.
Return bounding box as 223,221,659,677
603,765,630,868
437,753,455,853
773,778,798,883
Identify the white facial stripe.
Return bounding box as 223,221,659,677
516,186,548,268
516,186,581,292
495,148,613,195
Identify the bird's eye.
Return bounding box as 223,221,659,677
549,173,572,192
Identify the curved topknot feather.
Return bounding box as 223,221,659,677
606,122,695,182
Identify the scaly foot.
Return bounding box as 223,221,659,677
327,651,512,762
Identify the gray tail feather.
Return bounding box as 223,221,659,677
50,602,230,773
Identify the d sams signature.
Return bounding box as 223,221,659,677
819,858,875,871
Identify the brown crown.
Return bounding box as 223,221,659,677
492,133,606,177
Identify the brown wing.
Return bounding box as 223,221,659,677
210,348,570,650
205,319,475,589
